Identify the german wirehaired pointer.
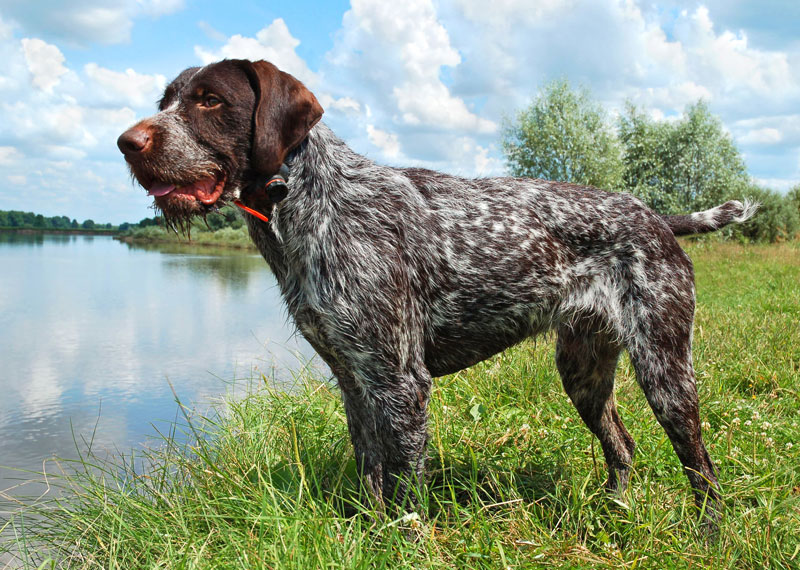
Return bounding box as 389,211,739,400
118,59,757,527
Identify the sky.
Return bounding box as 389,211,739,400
0,0,798,224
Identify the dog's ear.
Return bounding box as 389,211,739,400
238,60,323,176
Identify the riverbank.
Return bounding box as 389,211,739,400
115,225,257,250
4,242,799,568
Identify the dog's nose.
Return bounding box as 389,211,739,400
117,126,151,155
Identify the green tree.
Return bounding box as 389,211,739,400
618,102,750,214
82,219,96,230
8,211,24,227
787,185,800,219
502,79,623,190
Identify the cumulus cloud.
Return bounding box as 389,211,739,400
671,7,795,99
0,0,185,45
329,0,495,134
84,63,166,108
21,38,67,92
195,19,318,87
366,125,401,159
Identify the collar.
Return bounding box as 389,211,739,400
233,162,290,223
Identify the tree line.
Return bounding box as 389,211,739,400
502,80,800,242
0,206,244,234
0,210,114,231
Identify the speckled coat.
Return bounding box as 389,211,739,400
246,122,755,519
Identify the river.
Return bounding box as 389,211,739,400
0,232,317,502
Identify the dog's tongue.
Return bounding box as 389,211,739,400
147,182,175,197
146,177,223,204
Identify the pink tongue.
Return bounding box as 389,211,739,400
147,182,176,197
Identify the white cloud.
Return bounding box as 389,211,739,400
84,63,166,107
325,96,361,115
0,146,24,165
739,128,783,145
21,38,67,92
674,7,795,98
195,19,318,87
0,0,185,46
393,81,496,133
327,0,495,134
366,124,401,159
7,174,27,185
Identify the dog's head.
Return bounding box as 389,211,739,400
117,59,323,229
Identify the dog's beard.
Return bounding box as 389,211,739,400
127,163,232,237
151,195,205,236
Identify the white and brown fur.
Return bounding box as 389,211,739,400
118,59,758,527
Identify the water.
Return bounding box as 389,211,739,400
0,232,317,500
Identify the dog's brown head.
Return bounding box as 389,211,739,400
117,59,323,229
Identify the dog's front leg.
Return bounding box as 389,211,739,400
338,364,432,514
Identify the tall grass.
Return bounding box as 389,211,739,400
2,242,799,568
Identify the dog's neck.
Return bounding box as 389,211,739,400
245,122,377,295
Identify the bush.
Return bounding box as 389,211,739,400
725,186,800,243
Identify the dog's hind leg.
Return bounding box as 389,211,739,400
556,316,636,493
626,304,721,526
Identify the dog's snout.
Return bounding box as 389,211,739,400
117,126,152,156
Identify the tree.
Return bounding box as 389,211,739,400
502,79,623,190
82,219,96,230
787,185,800,219
618,102,750,214
8,211,24,227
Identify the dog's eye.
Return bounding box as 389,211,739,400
202,95,222,108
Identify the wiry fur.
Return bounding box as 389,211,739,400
119,60,759,528
249,123,754,521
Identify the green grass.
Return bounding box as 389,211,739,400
3,242,799,568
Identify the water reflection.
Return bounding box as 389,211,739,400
0,233,319,503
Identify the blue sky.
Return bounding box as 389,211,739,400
1,0,798,223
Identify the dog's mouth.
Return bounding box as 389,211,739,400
129,168,232,233
147,173,227,206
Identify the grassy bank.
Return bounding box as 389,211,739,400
3,242,799,568
116,225,256,250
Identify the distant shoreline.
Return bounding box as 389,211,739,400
0,227,118,236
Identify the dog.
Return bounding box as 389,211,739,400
118,59,757,526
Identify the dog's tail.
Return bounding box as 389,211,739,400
661,199,759,236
